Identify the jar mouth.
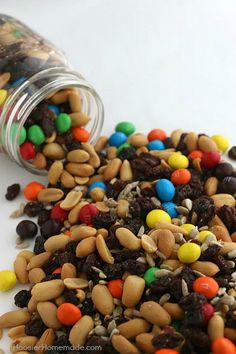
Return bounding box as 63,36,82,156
0,67,104,175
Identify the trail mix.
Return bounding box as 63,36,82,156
1,125,236,354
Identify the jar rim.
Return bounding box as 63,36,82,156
0,67,104,175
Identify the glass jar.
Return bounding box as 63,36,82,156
0,14,104,174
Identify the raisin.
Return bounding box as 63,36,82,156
152,333,184,349
106,180,128,199
80,298,95,316
181,328,210,349
5,183,20,200
58,251,77,266
14,290,31,308
33,236,45,254
169,278,183,301
37,209,51,226
188,196,215,227
64,131,81,151
212,254,231,275
83,254,103,277
164,137,174,149
175,133,188,155
179,293,206,311
65,241,79,255
92,212,117,229
103,263,124,281
114,250,141,263
200,244,221,261
217,205,236,233
123,217,143,234
53,335,71,352
25,318,47,337
182,310,204,327
181,267,197,291
63,290,79,305
85,336,108,354
225,310,236,328
228,146,236,160
39,117,55,137
122,259,147,276
150,276,173,295
118,146,137,161
24,201,44,217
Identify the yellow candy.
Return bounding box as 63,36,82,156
146,209,171,229
181,223,196,234
198,230,214,243
211,135,229,152
168,153,189,169
0,270,17,291
177,243,201,263
0,89,7,105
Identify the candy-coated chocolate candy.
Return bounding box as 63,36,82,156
212,135,229,152
115,121,135,136
51,204,69,222
79,204,99,225
201,302,214,322
180,223,196,234
57,303,82,325
177,243,201,263
146,209,171,229
55,113,71,133
117,142,132,153
168,153,189,169
24,181,45,201
0,89,7,105
20,141,36,160
72,127,90,142
148,128,167,142
0,270,17,291
27,124,45,145
171,169,191,185
188,150,203,160
198,230,214,243
147,139,165,151
212,337,236,354
162,201,178,218
144,267,159,286
201,151,221,168
48,104,60,116
88,181,106,194
109,132,127,147
11,122,26,145
155,179,175,202
193,276,219,298
108,279,124,298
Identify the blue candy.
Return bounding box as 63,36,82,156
109,132,127,147
88,181,107,194
155,178,175,202
162,201,178,218
147,139,165,151
48,104,61,116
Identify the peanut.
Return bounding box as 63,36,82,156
27,252,51,271
61,263,77,280
117,318,151,339
198,135,218,152
28,268,46,284
11,336,37,354
14,256,29,284
76,237,96,257
31,279,64,301
69,316,94,346
103,158,122,181
60,190,82,210
66,163,94,177
60,170,76,188
156,230,175,258
37,302,61,330
37,188,64,203
186,132,198,152
115,227,141,251
209,225,232,242
96,234,114,264
67,149,90,163
191,261,220,276
48,161,64,185
35,328,55,354
211,193,236,208
136,333,155,354
120,159,133,181
122,275,145,308
208,314,224,341
112,335,140,354
72,225,96,241
204,177,219,196
163,302,184,320
91,284,115,315
8,325,26,339
0,310,30,328
44,234,71,252
140,301,171,326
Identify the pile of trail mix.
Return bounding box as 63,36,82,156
2,124,236,354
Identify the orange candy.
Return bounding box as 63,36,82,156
148,128,167,142
57,303,82,325
193,276,219,299
23,181,45,201
108,279,124,299
212,337,236,354
188,150,203,160
52,267,62,274
64,230,72,237
171,169,191,185
72,127,90,142
155,350,178,354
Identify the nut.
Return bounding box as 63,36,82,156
44,234,71,252
0,72,11,89
37,302,61,330
186,132,198,152
82,143,101,168
35,328,55,354
33,152,47,170
90,187,105,202
74,176,89,185
209,225,231,242
95,202,110,213
48,161,64,185
136,333,155,354
43,143,66,159
27,296,38,313
69,91,81,112
162,259,183,270
112,335,140,354
211,193,236,208
17,250,35,262
91,284,115,315
120,159,133,181
76,237,97,257
14,256,29,284
140,301,171,326
117,199,129,218
61,263,77,280
37,188,64,203
103,158,122,181
163,302,183,320
208,314,224,341
155,221,188,236
96,234,114,264
106,146,117,160
8,325,26,339
64,278,89,290
156,230,175,258
69,315,94,346
11,336,37,353
220,242,236,255
31,279,65,301
198,135,218,152
68,201,89,224
128,134,148,148
70,112,91,127
27,252,51,271
66,163,95,177
67,149,90,163
94,136,108,152
204,177,219,196
150,149,175,161
141,234,157,254
72,225,96,240
191,261,220,276
117,319,151,339
115,227,141,251
60,190,82,210
122,275,145,308
60,170,76,188
0,310,30,328
171,129,182,147
28,268,46,284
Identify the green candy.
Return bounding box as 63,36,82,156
10,123,26,145
55,113,71,134
27,125,45,145
117,142,132,154
115,121,135,136
144,267,159,286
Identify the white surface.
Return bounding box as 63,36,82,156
0,0,236,350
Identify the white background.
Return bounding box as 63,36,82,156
0,0,236,350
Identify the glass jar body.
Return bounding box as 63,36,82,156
0,14,104,174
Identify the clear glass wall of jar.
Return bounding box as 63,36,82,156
0,14,104,174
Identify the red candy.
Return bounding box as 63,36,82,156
51,203,69,222
79,204,99,225
20,141,36,160
52,267,62,274
108,279,124,299
201,151,221,169
72,127,90,142
193,276,219,299
148,128,166,141
212,337,236,354
201,302,214,322
154,350,178,354
171,169,191,185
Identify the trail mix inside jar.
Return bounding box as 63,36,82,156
1,124,236,354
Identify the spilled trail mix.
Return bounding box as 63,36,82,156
1,126,236,354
